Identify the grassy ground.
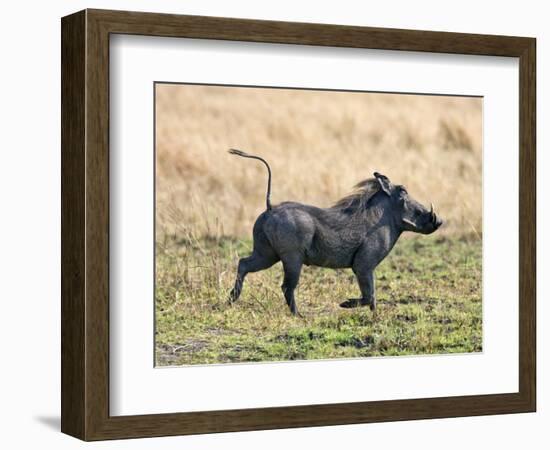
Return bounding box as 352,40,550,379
155,234,482,366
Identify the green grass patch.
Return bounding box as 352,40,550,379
155,234,482,365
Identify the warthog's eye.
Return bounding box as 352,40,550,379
396,186,408,206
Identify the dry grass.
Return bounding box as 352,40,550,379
155,84,482,239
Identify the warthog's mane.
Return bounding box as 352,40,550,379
331,178,381,214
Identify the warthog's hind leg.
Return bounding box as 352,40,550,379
229,252,278,303
281,256,303,316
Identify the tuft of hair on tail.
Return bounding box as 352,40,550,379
228,148,273,211
228,148,249,158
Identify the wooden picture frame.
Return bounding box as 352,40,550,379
61,8,536,441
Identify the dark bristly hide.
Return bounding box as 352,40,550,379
330,178,381,215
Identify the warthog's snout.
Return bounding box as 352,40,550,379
418,203,443,234
402,201,443,234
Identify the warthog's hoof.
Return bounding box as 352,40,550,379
339,298,372,308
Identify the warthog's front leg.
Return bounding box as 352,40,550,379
340,267,376,311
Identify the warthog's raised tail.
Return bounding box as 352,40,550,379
229,149,272,210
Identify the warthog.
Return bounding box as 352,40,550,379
228,149,443,316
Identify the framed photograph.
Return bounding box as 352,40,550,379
61,9,536,441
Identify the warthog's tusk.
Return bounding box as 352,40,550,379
402,218,416,228
430,203,436,223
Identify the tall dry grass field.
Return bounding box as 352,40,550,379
156,84,482,240
155,84,483,366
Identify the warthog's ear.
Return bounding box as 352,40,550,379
374,172,392,196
